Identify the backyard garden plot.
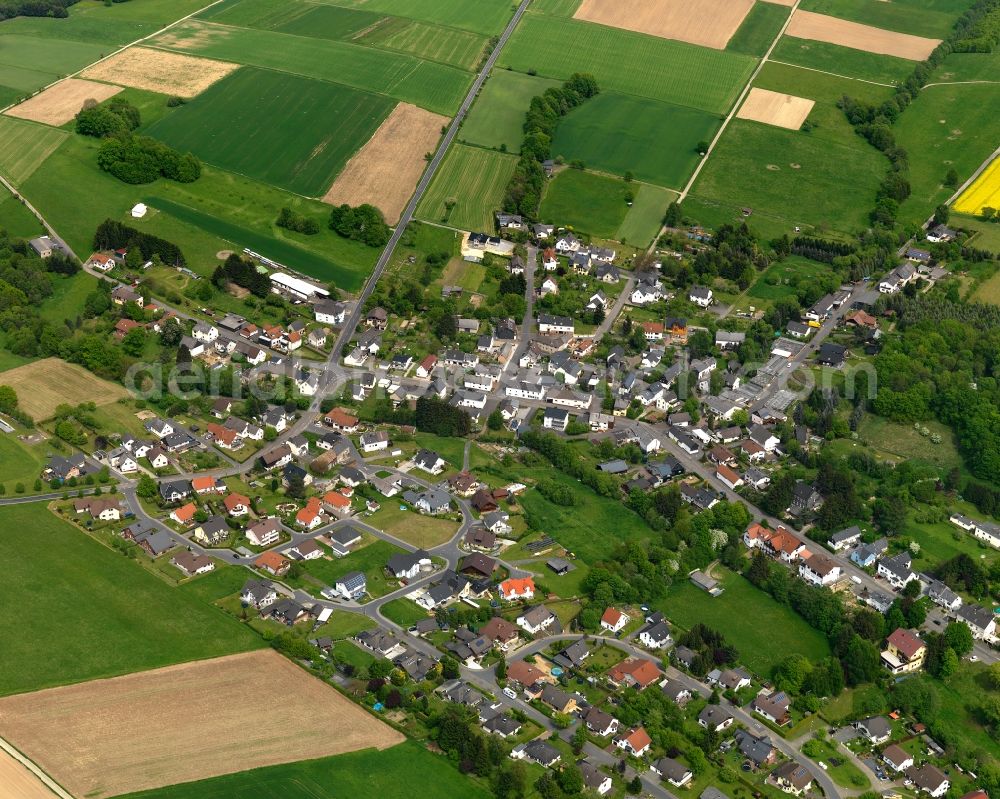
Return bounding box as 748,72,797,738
5,77,121,126
81,46,239,97
150,20,471,115
954,156,1000,216
785,9,941,60
0,357,127,419
573,0,755,50
689,118,886,235
147,67,393,198
459,69,560,153
417,144,518,231
111,741,492,799
894,82,1000,225
500,13,757,115
552,91,720,189
323,102,446,223
771,36,917,84
0,650,403,799
0,115,67,186
736,87,815,130
798,0,971,38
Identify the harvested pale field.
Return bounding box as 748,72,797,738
0,746,62,799
760,0,795,6
736,87,815,129
786,10,940,60
0,649,403,799
5,78,121,127
573,0,754,49
81,46,239,98
323,101,446,223
0,358,127,420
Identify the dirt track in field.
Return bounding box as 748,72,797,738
0,649,403,799
323,102,447,224
82,46,238,98
786,9,941,60
5,79,122,127
573,0,755,49
737,87,815,129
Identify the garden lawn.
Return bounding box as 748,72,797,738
689,118,886,236
903,513,998,571
771,36,915,85
539,169,631,239
747,254,840,304
147,67,393,197
727,1,790,56
517,469,651,564
38,271,99,324
366,504,459,549
660,566,831,676
500,13,757,115
553,92,720,189
460,69,560,153
293,538,405,600
857,415,963,472
417,144,517,231
412,433,466,469
0,429,49,488
0,505,262,697
116,740,492,799
380,597,431,627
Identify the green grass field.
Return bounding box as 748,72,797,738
20,133,377,287
291,538,405,600
148,67,392,197
324,0,513,34
727,1,790,56
460,69,560,153
152,21,471,115
857,415,963,472
553,92,720,189
418,144,517,231
748,255,839,303
894,83,1000,227
118,741,492,799
0,33,109,94
616,183,677,247
0,505,262,697
0,427,49,487
939,48,1000,82
202,0,381,38
380,597,431,627
366,504,458,549
0,183,42,238
690,118,886,235
754,61,894,142
358,17,487,70
798,0,968,38
500,13,757,115
38,270,99,324
771,36,915,85
660,566,832,676
0,115,68,185
958,214,1000,259
539,169,631,238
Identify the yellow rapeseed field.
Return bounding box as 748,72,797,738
954,157,1000,215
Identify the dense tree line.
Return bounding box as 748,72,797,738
75,99,140,138
0,0,77,21
676,624,738,677
328,204,390,247
93,219,185,265
212,253,269,297
276,207,319,235
414,395,471,437
97,134,200,184
503,73,599,218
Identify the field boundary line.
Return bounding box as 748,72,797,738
767,59,894,87
0,0,228,116
923,79,1000,88
0,735,74,799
